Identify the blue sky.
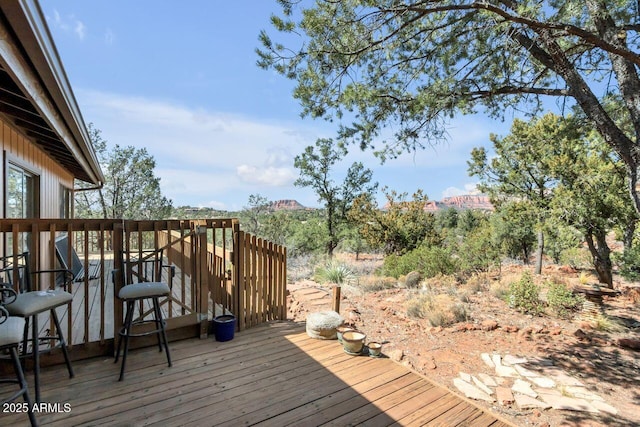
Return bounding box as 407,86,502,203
41,0,511,211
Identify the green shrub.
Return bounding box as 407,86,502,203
615,245,640,281
559,247,592,269
508,271,543,315
546,282,584,319
457,226,501,274
382,245,458,279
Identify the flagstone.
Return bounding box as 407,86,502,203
481,353,495,368
590,400,618,415
495,364,519,377
514,394,551,410
564,386,604,401
512,378,537,398
538,394,598,412
503,354,528,365
472,375,494,395
529,376,556,388
492,354,502,367
496,386,515,406
459,371,472,382
514,364,539,377
477,373,498,387
453,378,495,402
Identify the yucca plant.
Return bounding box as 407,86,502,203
314,261,355,285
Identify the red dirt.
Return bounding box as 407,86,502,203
287,260,640,427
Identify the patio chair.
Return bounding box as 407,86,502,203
0,286,37,426
114,250,172,381
0,252,74,404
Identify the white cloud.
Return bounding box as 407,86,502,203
441,183,480,198
76,89,314,207
104,28,115,45
74,21,86,40
236,165,296,186
48,10,86,41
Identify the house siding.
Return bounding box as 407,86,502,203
1,118,74,219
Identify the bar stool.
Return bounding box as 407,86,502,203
1,289,37,426
114,281,172,381
0,253,74,404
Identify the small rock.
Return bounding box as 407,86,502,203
549,327,562,336
503,325,520,333
618,338,640,350
573,328,590,341
388,348,404,362
481,319,499,331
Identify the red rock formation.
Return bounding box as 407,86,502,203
269,200,306,211
422,195,494,212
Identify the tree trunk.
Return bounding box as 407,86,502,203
585,231,613,288
534,229,544,275
623,220,636,251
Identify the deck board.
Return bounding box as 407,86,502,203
0,322,513,427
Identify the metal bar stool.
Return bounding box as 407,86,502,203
0,253,74,404
114,281,172,381
1,288,37,426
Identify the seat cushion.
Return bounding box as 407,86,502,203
0,316,26,347
5,290,73,317
119,282,170,300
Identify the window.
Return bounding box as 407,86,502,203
60,185,71,219
7,165,37,218
5,162,39,253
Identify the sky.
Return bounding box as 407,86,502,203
40,0,513,211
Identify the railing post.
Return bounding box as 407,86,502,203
196,225,209,339
112,222,124,355
233,228,244,331
332,286,341,314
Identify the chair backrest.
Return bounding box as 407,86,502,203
123,249,165,284
0,252,32,293
54,234,84,280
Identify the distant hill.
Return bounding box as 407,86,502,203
424,195,493,212
269,199,307,211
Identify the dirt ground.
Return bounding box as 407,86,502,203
287,255,640,427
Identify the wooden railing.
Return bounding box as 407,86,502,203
0,218,287,362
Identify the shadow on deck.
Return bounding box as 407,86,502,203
1,321,512,426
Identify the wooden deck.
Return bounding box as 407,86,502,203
1,322,513,426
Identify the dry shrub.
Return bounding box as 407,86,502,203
625,287,640,305
356,275,397,292
406,292,469,327
423,273,458,291
463,272,492,293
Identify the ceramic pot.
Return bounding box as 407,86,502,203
367,341,382,357
336,325,354,343
341,331,366,354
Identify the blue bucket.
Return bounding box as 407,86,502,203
213,315,236,342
